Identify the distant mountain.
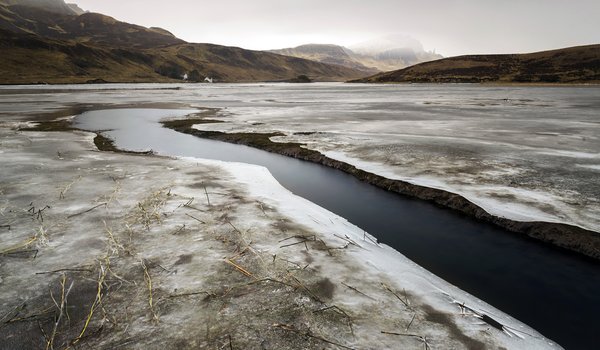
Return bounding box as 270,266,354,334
66,2,84,15
270,38,442,73
352,45,600,84
0,1,367,83
269,44,378,74
350,35,426,56
349,35,443,72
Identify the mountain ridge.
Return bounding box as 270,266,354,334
0,1,367,83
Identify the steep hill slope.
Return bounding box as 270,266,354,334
0,4,184,48
0,1,367,83
353,45,600,84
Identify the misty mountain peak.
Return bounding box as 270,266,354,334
350,34,426,55
270,36,443,73
67,2,84,15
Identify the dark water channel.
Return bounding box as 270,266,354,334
75,108,600,350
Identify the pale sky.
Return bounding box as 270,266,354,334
74,0,600,57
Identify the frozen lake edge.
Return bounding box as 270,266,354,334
0,122,560,349
167,121,600,260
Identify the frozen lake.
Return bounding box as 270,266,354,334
2,83,598,232
73,107,598,350
192,83,600,233
1,83,599,349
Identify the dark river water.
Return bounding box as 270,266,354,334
75,108,600,350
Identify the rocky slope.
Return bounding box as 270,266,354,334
353,45,600,83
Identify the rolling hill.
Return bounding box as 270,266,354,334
352,45,600,84
0,0,367,84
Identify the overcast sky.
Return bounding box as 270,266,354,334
74,0,600,56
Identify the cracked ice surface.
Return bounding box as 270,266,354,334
0,127,559,349
0,83,598,232
189,84,600,232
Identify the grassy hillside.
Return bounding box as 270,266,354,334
0,5,184,48
0,29,366,84
353,45,600,84
0,29,170,84
0,2,367,84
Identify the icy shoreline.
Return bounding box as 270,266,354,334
0,124,559,349
178,83,600,237
220,159,560,348
175,121,600,259
1,82,598,348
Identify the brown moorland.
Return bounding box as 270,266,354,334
352,45,600,84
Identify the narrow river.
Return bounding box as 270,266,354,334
75,108,600,350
